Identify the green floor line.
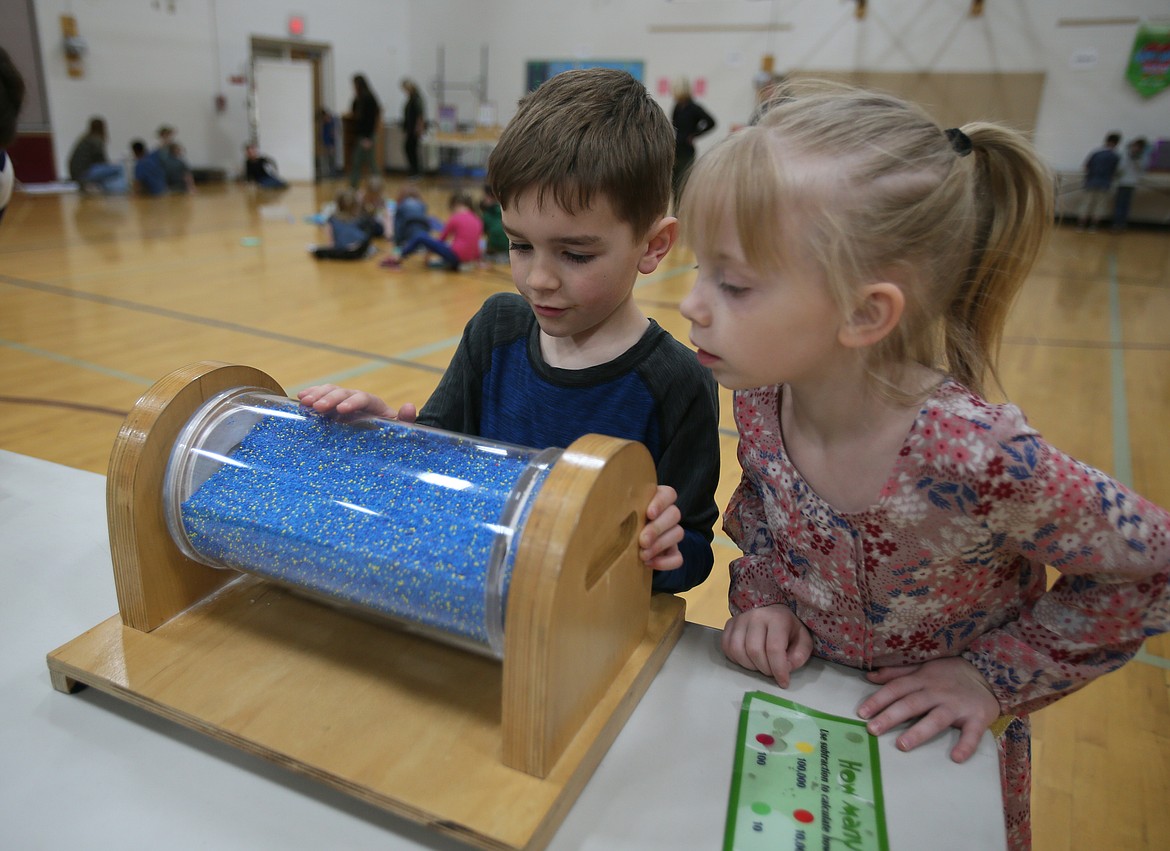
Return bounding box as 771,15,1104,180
1135,645,1170,669
290,336,464,393
0,274,446,376
0,337,154,386
1107,252,1134,487
634,261,696,290
394,335,464,361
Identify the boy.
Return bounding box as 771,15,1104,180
130,139,167,196
243,142,288,190
301,68,720,593
155,125,194,193
1076,131,1121,232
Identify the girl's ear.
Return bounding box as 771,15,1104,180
839,282,904,348
637,216,678,275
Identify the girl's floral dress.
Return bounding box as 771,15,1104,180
725,380,1170,850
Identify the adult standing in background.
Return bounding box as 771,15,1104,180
68,116,128,194
670,77,715,208
348,74,381,187
0,47,26,224
401,78,425,179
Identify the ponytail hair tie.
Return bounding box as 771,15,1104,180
945,127,973,157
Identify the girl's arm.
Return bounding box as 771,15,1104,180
962,433,1170,717
724,470,789,613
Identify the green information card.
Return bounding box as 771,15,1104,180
724,691,889,851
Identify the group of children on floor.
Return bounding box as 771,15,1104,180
297,68,1170,851
67,117,195,196
312,177,509,269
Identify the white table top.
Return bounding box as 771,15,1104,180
0,449,1005,850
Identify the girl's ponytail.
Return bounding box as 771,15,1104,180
945,123,1053,395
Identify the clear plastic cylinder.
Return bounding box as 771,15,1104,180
162,388,560,658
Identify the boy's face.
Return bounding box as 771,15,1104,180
502,191,669,345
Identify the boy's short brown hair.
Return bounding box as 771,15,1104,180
487,68,674,236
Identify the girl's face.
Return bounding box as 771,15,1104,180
680,209,845,391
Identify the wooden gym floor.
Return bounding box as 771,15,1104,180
2,179,1168,849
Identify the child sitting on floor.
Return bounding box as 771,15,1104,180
479,184,509,264
243,142,288,190
380,191,483,271
311,188,376,260
357,175,388,238
392,187,432,248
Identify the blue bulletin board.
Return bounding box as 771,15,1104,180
525,60,645,92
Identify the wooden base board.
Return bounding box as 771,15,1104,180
46,575,686,851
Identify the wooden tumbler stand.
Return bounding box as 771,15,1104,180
46,362,686,851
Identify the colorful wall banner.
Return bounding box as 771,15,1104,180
1126,24,1170,98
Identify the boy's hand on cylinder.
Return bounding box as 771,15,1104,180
857,657,1001,764
721,605,813,689
640,485,684,571
297,384,417,422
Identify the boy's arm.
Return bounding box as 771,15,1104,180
415,297,506,434
651,527,715,594
646,359,721,594
415,330,482,434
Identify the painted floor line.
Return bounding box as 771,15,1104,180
635,262,695,290
0,337,154,386
1135,645,1170,669
393,335,465,361
289,361,405,395
1107,252,1134,487
0,274,446,375
290,335,467,393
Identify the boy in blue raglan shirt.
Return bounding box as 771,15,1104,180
301,68,720,593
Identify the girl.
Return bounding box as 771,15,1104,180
311,188,373,261
678,83,1170,850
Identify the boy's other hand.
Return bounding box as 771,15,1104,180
639,485,684,571
297,384,416,422
721,605,813,688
